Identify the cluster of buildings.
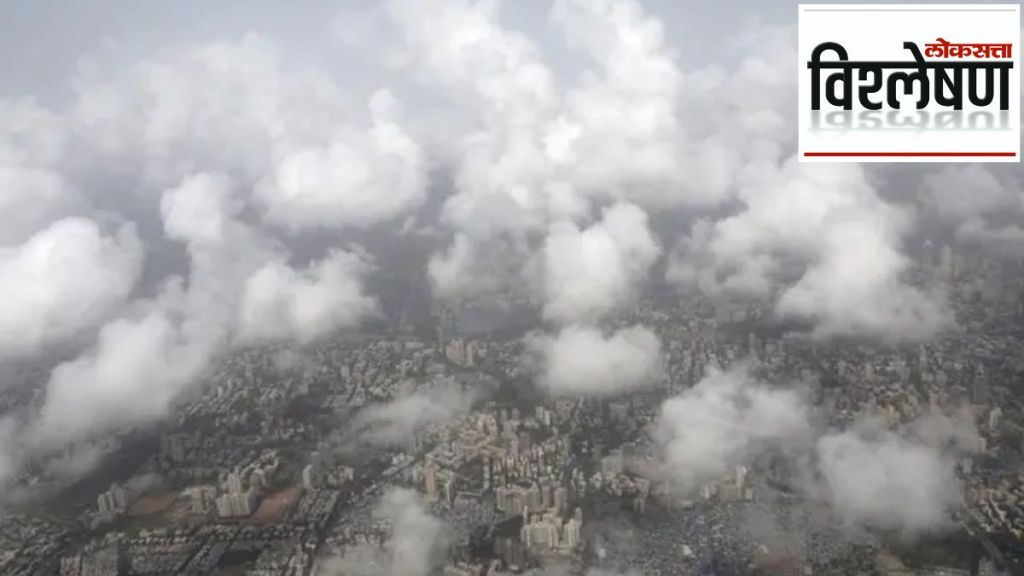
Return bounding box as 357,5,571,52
9,241,1024,574
445,337,486,367
0,515,70,576
96,483,128,517
215,450,280,518
520,506,582,551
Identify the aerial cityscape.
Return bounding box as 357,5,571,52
1,1,1023,575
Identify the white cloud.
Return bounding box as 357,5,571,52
256,89,426,231
319,488,446,576
0,100,81,246
652,368,967,535
238,249,378,344
36,307,214,448
776,217,952,341
0,166,81,246
816,426,961,536
672,159,950,341
543,202,660,323
74,34,425,235
352,378,479,446
532,324,662,396
0,218,142,360
654,366,813,493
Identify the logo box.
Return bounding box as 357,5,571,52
798,4,1021,162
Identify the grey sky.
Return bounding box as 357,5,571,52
0,0,800,103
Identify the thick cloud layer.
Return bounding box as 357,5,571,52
73,35,428,230
388,0,949,343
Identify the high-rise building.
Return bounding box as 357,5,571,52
553,486,568,514
215,491,255,518
250,468,267,494
227,471,244,495
562,517,581,548
190,486,216,514
60,554,82,576
97,493,113,515
424,461,439,500
525,484,542,511
109,484,127,510
540,482,553,510
97,483,127,515
444,476,455,504
988,407,1003,433
302,463,319,490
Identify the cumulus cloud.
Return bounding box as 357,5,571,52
0,0,1006,500
816,426,962,536
352,379,480,447
776,216,952,341
256,89,426,231
320,488,447,576
654,367,814,493
0,100,81,245
0,218,142,360
388,0,562,239
26,169,377,456
71,34,426,238
543,202,660,323
671,160,951,341
391,0,736,300
549,0,694,208
809,408,978,537
157,172,277,336
389,0,947,343
73,35,341,188
0,167,81,246
651,368,969,536
238,249,378,344
428,234,536,302
35,306,215,448
532,324,662,396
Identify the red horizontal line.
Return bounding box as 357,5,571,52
804,151,1017,157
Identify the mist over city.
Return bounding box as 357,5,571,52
0,1,1022,575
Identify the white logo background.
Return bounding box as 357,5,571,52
798,4,1021,163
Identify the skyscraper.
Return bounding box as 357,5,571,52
424,461,439,500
